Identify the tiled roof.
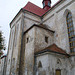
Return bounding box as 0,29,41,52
23,2,46,16
23,0,63,16
35,44,69,56
10,0,63,24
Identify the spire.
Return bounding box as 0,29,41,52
42,0,51,11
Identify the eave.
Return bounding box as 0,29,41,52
23,24,55,35
35,49,70,57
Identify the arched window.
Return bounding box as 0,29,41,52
57,59,61,65
66,12,75,52
38,61,42,68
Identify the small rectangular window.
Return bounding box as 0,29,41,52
45,36,48,43
26,37,29,43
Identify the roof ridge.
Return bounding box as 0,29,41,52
23,1,45,11
23,1,46,16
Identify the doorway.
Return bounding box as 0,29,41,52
56,69,61,75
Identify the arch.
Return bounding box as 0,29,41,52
64,9,75,53
38,61,42,68
56,59,62,70
64,9,72,17
57,59,61,65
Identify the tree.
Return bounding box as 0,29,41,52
0,31,5,57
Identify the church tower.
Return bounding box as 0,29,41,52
42,0,51,10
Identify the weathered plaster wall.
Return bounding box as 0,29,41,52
18,12,42,75
35,54,49,75
10,20,22,75
5,0,75,75
24,27,35,75
43,0,75,53
6,13,22,75
0,58,5,75
6,26,15,75
35,26,54,51
24,12,41,32
6,10,42,75
36,53,71,75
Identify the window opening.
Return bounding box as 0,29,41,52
27,37,29,43
45,36,48,43
66,12,75,52
38,61,42,68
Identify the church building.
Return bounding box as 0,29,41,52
5,0,75,75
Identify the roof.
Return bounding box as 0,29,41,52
10,0,63,25
35,44,69,56
23,0,63,16
23,2,46,16
43,0,63,16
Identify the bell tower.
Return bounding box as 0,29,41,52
42,0,51,11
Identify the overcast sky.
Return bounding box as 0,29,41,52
0,0,59,54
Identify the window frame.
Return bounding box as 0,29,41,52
66,12,75,53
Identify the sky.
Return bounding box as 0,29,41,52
0,0,59,54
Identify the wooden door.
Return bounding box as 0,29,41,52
56,69,61,75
